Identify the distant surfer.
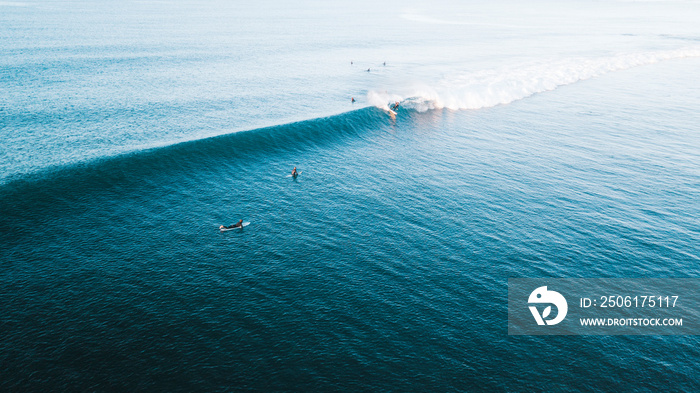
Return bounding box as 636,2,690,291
220,219,243,230
351,97,355,103
383,61,386,66
292,167,298,177
367,68,370,72
392,101,399,111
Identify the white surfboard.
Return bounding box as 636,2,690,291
285,171,302,177
220,222,250,231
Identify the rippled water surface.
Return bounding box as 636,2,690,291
1,0,700,391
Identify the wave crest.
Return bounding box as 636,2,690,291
368,48,700,112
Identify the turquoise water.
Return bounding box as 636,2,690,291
2,0,700,391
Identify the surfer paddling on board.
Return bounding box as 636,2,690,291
220,219,243,230
292,167,299,177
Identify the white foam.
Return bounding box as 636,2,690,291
368,48,700,112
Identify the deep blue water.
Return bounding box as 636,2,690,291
2,0,700,391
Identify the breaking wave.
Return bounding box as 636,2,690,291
368,48,700,111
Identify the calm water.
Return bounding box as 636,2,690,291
2,0,700,391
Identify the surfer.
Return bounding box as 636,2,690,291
367,68,370,72
351,97,355,103
292,167,298,177
220,219,244,230
392,101,399,111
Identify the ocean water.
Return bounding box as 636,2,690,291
1,0,700,391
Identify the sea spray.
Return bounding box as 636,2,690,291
368,48,700,111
